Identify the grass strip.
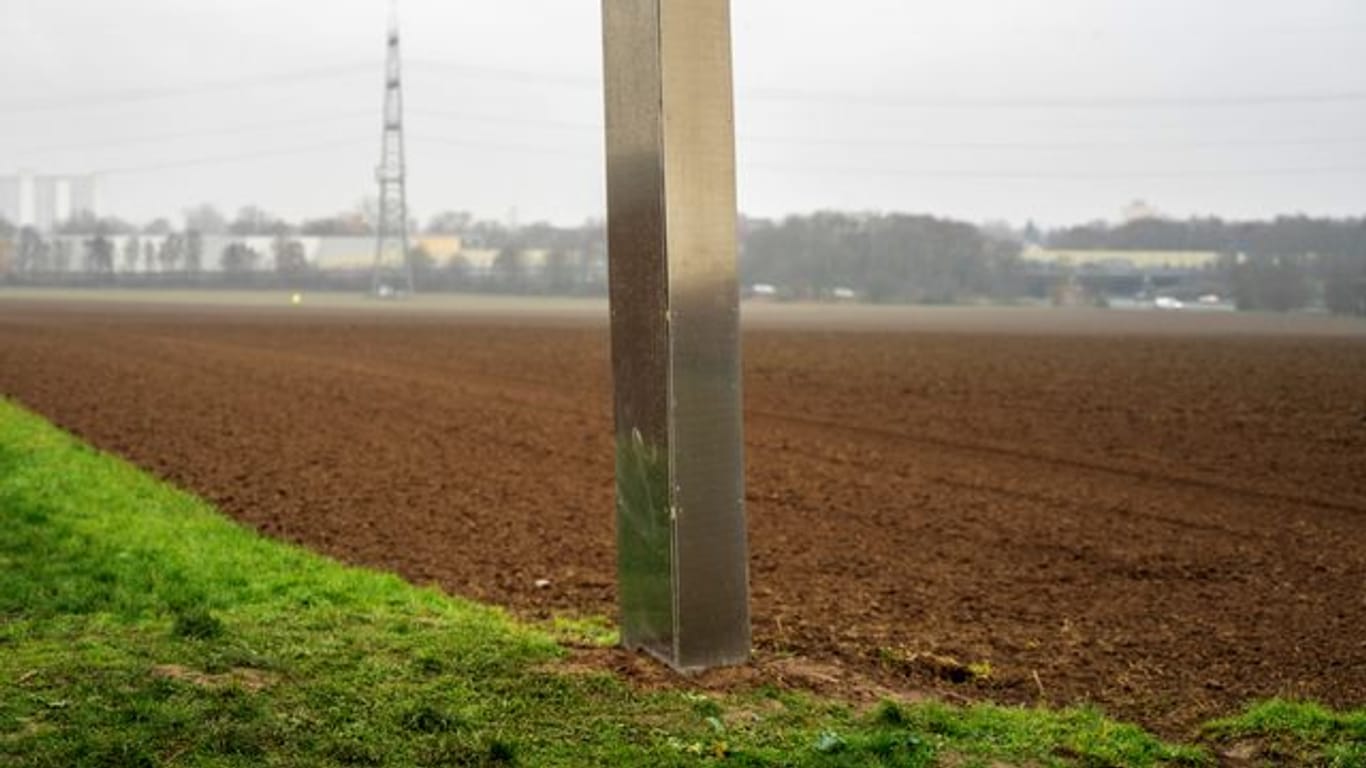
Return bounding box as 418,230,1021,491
1202,700,1365,767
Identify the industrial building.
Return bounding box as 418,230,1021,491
0,172,101,231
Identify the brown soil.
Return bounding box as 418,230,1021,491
2,299,1364,736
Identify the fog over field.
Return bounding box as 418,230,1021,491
3,289,1365,339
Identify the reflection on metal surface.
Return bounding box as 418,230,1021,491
615,428,674,652
603,0,749,671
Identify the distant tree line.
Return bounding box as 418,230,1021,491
3,205,1364,315
410,216,608,296
1046,216,1366,315
0,205,611,295
742,212,1023,303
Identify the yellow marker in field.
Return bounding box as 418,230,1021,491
290,293,303,306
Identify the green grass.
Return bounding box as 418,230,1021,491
0,399,1355,766
1203,700,1366,767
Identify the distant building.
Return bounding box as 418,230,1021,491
1021,245,1218,273
0,172,101,231
6,233,567,277
1020,245,1221,300
313,236,464,271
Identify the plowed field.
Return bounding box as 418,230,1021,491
2,296,1363,735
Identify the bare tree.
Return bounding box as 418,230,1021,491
17,228,48,273
83,230,115,275
144,218,173,236
183,204,227,235
122,236,141,273
185,230,204,274
158,234,185,273
220,242,261,273
273,235,307,275
52,240,73,273
229,206,280,236
426,210,473,234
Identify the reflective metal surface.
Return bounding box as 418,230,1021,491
603,0,749,671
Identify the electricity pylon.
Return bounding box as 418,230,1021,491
370,4,414,297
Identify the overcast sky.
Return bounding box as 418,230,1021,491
2,0,1364,228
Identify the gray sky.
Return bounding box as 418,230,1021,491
2,0,1364,228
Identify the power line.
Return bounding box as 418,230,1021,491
10,87,1358,180
405,134,1364,180
90,137,373,177
2,64,377,115
20,105,1366,157
742,86,1366,110
3,54,1362,121
19,110,377,155
64,133,1365,181
17,128,1361,192
408,134,590,156
405,58,598,88
740,133,1366,151
18,121,1364,181
410,106,1366,151
405,57,1366,110
409,107,600,132
745,161,1366,181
